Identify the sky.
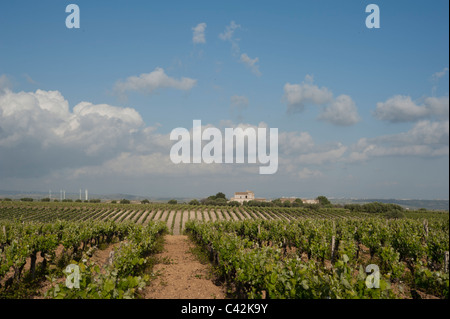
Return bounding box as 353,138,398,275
0,0,448,200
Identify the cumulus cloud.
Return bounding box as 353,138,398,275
318,94,360,126
192,22,207,44
348,120,449,162
283,76,359,125
283,82,333,112
240,53,261,76
0,89,148,177
374,95,449,122
114,67,197,98
278,131,314,156
1,86,446,192
0,75,12,93
297,143,347,165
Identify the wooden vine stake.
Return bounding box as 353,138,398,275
444,251,449,274
108,251,115,266
331,236,336,262
423,219,429,238
2,225,5,238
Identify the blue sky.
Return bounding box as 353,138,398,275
0,0,448,199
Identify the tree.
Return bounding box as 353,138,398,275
141,199,150,204
271,199,282,207
168,199,178,204
41,198,51,202
120,199,130,204
292,198,303,207
316,196,331,207
215,198,227,205
189,199,200,205
215,192,227,200
384,210,406,219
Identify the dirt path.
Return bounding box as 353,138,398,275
173,211,182,236
143,235,225,299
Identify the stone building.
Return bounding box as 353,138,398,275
230,190,266,204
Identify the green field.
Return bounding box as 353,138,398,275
0,201,448,299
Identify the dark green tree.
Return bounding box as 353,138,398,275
316,196,331,207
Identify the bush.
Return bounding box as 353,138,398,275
168,199,177,205
271,199,283,207
283,200,292,207
21,197,34,202
189,199,200,205
227,201,241,207
41,198,51,202
384,210,406,219
316,196,331,207
120,199,130,204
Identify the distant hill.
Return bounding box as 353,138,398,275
1,190,448,210
330,198,449,211
0,190,193,203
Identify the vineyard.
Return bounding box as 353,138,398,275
0,201,448,299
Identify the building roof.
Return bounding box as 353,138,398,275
235,191,254,195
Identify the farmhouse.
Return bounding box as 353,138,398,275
230,192,319,205
230,190,267,204
302,199,319,204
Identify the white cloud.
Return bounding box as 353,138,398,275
0,75,12,93
318,94,360,126
297,143,347,165
114,67,197,97
240,53,261,76
297,168,323,179
374,95,427,122
219,20,240,41
219,21,241,54
348,120,449,161
283,76,359,125
374,95,449,122
0,89,148,177
283,82,333,112
432,67,449,81
192,22,207,44
278,131,314,155
423,96,449,117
